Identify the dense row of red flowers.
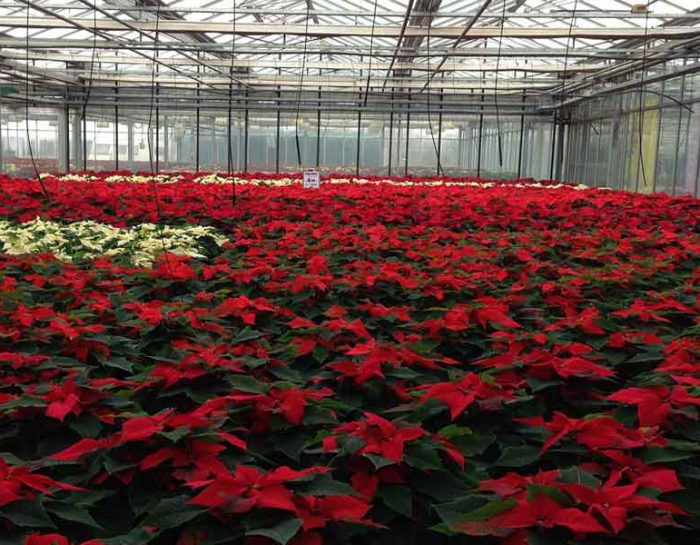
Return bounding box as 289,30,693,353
0,172,699,545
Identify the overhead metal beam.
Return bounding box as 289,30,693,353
0,3,696,19
381,0,415,91
0,57,79,86
0,50,606,73
1,91,544,115
5,16,700,39
59,88,540,105
0,37,674,60
14,0,219,92
73,0,251,87
392,0,442,82
557,33,700,98
418,0,495,93
53,71,554,91
544,59,700,111
104,0,219,46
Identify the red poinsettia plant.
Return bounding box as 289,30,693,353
0,171,698,545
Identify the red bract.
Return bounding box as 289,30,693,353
479,470,561,497
608,386,700,426
190,465,327,514
323,413,425,462
0,458,81,507
520,412,662,453
49,438,115,461
25,534,104,545
294,494,374,530
599,451,683,493
560,479,686,534
214,295,277,325
418,372,512,420
25,535,70,545
226,387,333,429
487,494,607,533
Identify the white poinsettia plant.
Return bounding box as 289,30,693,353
46,172,591,190
0,218,228,266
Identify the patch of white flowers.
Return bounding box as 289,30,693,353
103,174,185,184
0,218,228,266
45,173,591,191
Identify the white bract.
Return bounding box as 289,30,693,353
51,173,592,191
0,218,228,266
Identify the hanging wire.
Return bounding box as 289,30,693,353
80,4,98,172
556,0,579,180
493,0,507,168
294,2,312,168
23,2,49,200
146,3,161,174
362,0,379,107
228,0,237,204
425,19,444,176
635,2,651,192
143,1,171,272
566,88,693,113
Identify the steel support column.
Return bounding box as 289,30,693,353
477,90,484,177
404,93,411,176
0,96,3,172
195,62,200,171
114,85,119,170
356,91,362,176
163,116,169,169
554,117,565,181
387,107,394,176
517,93,525,178
127,119,133,169
275,89,281,173
244,90,249,172
437,88,443,176
316,92,321,168
155,82,160,172
549,116,557,180
58,105,69,172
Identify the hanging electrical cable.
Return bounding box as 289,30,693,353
23,2,49,200
146,2,161,174
493,0,507,169
635,2,651,192
80,3,98,173
228,0,237,204
556,0,578,180
425,18,444,177
294,1,312,168
362,0,379,107
144,1,171,272
566,88,693,114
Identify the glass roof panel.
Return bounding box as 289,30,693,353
0,0,696,106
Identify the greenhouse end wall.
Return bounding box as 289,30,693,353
1,82,698,198
0,103,555,181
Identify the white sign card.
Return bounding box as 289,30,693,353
303,169,321,189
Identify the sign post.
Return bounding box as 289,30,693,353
303,168,321,189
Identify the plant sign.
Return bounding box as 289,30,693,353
303,168,320,189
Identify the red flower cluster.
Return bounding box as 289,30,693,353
0,172,698,545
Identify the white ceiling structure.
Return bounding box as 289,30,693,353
0,0,698,114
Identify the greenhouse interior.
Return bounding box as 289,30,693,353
0,0,696,192
1,2,700,545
